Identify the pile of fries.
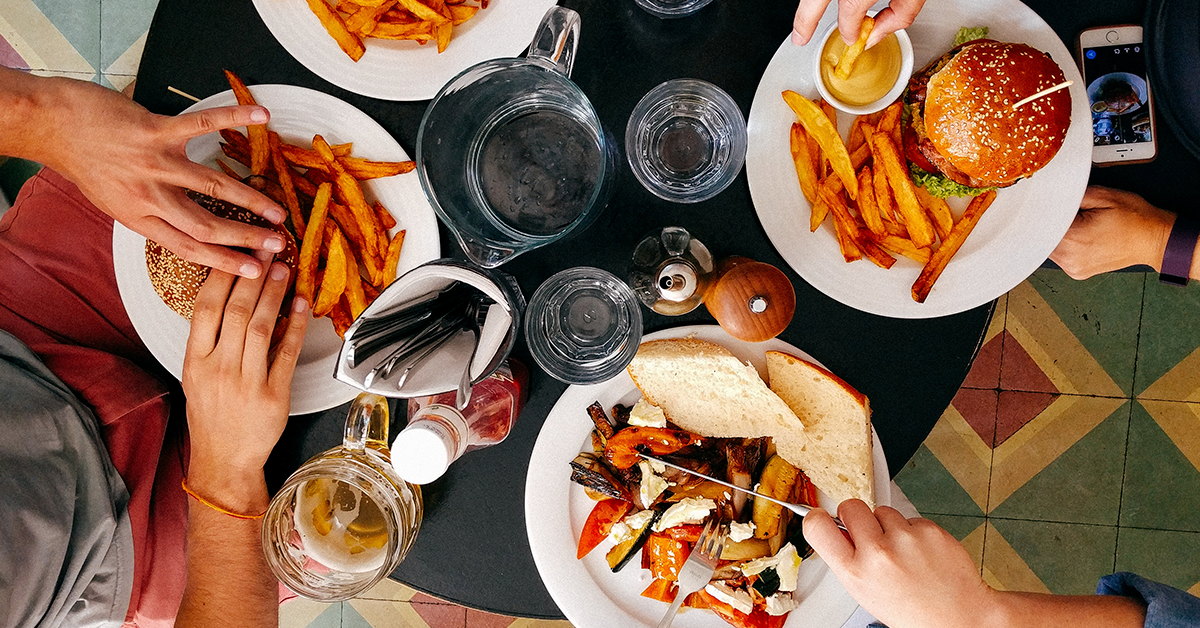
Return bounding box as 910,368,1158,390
219,70,413,336
304,0,487,61
782,90,997,303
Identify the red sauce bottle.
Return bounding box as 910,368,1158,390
391,360,528,484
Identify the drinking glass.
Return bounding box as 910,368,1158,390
634,0,715,18
417,7,618,268
262,393,422,601
525,267,643,385
626,79,747,203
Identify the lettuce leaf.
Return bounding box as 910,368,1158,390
909,164,995,198
953,26,989,47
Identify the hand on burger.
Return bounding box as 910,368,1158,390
1050,186,1177,280
791,0,926,48
0,67,287,280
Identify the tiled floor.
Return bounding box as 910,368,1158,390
7,1,1200,626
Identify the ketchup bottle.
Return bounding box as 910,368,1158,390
391,360,528,484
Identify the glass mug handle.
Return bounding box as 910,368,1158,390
343,392,390,454
526,6,581,77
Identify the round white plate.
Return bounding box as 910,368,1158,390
252,0,560,101
525,325,889,628
112,84,440,415
746,0,1092,319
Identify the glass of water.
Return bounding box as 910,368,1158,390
626,79,747,203
525,267,643,385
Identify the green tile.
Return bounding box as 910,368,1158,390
30,0,100,71
894,445,985,518
925,513,985,542
341,603,369,628
1136,278,1200,396
1026,268,1145,395
100,0,157,70
989,402,1129,526
1116,527,1200,593
989,519,1117,595
1121,402,1200,531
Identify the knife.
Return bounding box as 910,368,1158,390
639,453,848,532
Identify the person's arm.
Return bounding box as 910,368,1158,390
1050,185,1198,281
803,500,1146,628
792,0,925,47
175,258,308,627
0,66,285,279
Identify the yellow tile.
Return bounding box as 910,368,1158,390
1139,400,1200,473
981,523,1051,594
0,0,94,73
279,598,338,628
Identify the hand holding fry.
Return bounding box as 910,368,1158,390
792,0,926,48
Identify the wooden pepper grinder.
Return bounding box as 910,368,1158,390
703,256,796,342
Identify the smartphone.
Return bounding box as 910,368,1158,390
1078,25,1157,164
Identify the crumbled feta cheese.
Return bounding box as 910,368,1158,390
739,543,802,592
728,521,756,542
764,592,800,616
628,399,667,428
654,498,715,532
704,582,755,615
638,460,670,508
608,509,655,544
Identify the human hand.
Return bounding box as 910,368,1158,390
804,500,999,628
792,0,925,48
1050,185,1174,280
182,257,308,508
12,69,288,279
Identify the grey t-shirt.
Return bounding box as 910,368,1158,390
0,331,133,628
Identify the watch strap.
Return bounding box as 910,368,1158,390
1161,213,1200,286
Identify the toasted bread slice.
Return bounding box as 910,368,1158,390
627,339,803,440
766,350,874,508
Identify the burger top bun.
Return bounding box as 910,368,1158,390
146,191,299,320
924,40,1071,188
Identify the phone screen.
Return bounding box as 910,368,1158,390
1082,43,1153,146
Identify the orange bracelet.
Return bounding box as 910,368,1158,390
181,478,267,520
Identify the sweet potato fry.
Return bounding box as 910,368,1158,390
268,132,305,234
306,0,366,61
789,123,819,204
396,0,449,22
373,202,397,230
912,190,996,303
371,20,434,40
782,90,857,199
857,166,885,237
345,0,396,35
344,253,368,319
915,184,953,242
313,135,382,271
873,234,932,265
280,143,414,179
216,159,241,180
297,182,332,305
314,226,351,317
383,230,406,286
870,130,935,248
330,298,353,339
223,70,270,176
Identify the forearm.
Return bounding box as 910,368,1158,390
176,464,279,628
990,590,1146,628
0,66,73,168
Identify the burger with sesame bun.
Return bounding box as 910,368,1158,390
903,38,1072,197
146,190,299,321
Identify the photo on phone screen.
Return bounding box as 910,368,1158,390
1082,43,1152,146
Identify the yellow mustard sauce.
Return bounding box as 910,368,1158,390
820,32,902,106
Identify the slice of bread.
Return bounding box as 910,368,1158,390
766,351,875,508
626,339,803,440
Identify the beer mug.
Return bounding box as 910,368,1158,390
262,393,422,601
416,6,618,268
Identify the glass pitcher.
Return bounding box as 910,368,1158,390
262,393,422,602
416,6,618,268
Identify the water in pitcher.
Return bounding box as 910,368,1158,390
475,108,602,237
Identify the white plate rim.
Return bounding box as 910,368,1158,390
525,324,889,628
745,0,1092,319
111,83,441,415
250,0,561,101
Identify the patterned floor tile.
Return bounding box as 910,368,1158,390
984,519,1117,595
345,599,466,628
2,0,98,74
961,294,1007,389
1136,278,1200,400
894,423,989,518
280,599,342,628
1003,277,1127,397
989,400,1129,525
1115,527,1200,597
1120,401,1200,532
100,0,156,72
465,609,574,628
359,578,419,602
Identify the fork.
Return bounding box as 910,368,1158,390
656,519,727,628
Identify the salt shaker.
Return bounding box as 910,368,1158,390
391,360,528,484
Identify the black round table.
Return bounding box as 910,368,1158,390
130,0,1196,618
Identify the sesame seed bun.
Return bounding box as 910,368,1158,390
922,40,1071,188
145,191,298,320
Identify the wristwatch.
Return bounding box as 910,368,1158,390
1160,213,1200,286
